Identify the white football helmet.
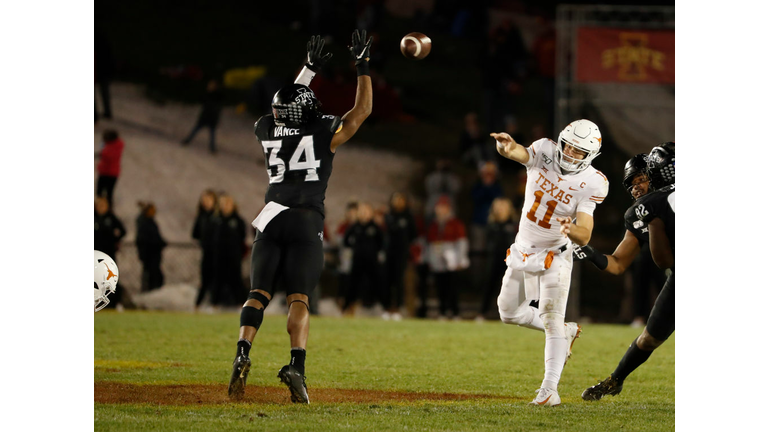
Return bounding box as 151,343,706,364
555,119,602,174
94,250,119,312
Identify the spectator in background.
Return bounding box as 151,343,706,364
216,193,247,306
94,196,125,309
477,197,519,321
470,162,503,251
343,202,384,315
95,30,114,121
427,196,469,320
136,201,167,292
194,190,220,308
425,159,461,222
182,79,224,154
96,129,124,208
334,201,358,309
460,112,493,170
411,200,431,319
94,196,126,266
383,192,417,321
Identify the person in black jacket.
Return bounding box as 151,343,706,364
181,79,224,154
136,201,167,292
216,194,247,306
94,196,126,308
193,190,220,308
343,203,384,314
477,197,519,321
383,192,417,320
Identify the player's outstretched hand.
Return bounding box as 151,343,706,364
556,216,572,237
491,132,516,149
349,29,373,63
306,35,332,72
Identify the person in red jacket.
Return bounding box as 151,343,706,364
96,129,124,208
427,195,470,320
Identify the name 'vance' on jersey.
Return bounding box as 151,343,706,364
253,114,342,218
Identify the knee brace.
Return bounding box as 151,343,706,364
240,306,264,330
247,290,271,309
289,299,310,311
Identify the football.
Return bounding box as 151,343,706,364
400,32,432,60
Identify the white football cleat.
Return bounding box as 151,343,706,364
529,388,561,407
564,322,582,364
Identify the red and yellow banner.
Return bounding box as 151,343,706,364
577,28,674,84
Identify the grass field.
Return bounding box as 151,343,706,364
95,312,674,431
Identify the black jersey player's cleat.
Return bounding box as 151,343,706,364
228,355,251,398
278,365,310,404
582,375,623,401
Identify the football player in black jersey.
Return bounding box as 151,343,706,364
571,142,675,401
227,30,373,404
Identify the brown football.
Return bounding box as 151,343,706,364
400,32,432,60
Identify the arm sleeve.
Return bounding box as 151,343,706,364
522,138,549,170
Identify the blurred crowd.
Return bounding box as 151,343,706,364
95,124,660,325
94,3,662,324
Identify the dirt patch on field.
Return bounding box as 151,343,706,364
95,382,516,405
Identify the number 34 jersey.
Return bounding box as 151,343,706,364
254,114,342,218
517,138,609,249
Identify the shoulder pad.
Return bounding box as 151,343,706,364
320,114,342,133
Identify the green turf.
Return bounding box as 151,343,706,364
95,312,674,431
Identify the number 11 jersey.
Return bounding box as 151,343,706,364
517,138,609,249
254,114,343,218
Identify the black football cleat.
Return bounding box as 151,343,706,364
277,365,310,404
228,355,251,398
582,375,624,401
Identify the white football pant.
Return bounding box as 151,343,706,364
497,249,573,391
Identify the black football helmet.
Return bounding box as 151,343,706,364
271,84,321,127
622,153,648,196
646,142,675,190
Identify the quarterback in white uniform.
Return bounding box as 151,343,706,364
491,120,609,407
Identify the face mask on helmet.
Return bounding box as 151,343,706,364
622,153,649,198
555,119,602,174
94,250,119,312
646,142,675,190
271,84,321,127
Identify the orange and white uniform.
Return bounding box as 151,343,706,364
497,137,608,389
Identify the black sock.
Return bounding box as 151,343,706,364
290,348,306,375
612,338,653,382
237,339,252,358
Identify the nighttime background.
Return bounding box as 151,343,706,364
94,0,675,322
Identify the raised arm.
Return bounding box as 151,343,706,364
331,30,373,152
490,132,529,164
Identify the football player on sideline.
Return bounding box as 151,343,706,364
227,30,373,404
578,142,675,401
491,120,609,407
